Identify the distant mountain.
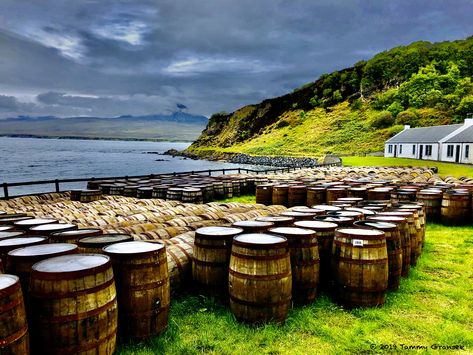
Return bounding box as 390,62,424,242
0,112,208,141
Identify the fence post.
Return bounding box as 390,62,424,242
2,183,9,200
208,169,211,176
238,168,241,174
55,180,60,193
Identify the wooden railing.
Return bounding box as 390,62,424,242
1,163,342,200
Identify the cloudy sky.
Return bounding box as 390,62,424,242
0,0,472,118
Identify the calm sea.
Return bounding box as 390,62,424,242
0,137,266,197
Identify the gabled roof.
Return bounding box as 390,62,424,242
386,124,462,143
445,125,473,143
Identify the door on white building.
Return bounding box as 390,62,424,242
419,145,423,160
455,145,460,163
394,145,397,157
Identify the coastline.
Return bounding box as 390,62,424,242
0,134,195,143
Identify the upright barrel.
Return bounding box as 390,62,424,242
0,275,29,354
255,216,294,227
229,234,291,324
14,218,58,233
29,254,117,354
416,190,442,223
331,228,388,308
77,234,133,253
441,190,471,225
0,237,48,268
192,226,243,294
50,228,103,244
272,185,289,206
256,184,273,205
232,220,274,233
269,227,319,304
29,223,77,236
306,187,326,207
288,185,307,207
103,241,170,341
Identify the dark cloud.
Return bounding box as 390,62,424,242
0,0,472,118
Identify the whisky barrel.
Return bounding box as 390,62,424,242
0,213,28,220
289,207,325,215
378,211,418,266
29,223,77,236
311,204,341,214
326,187,347,203
192,226,243,294
0,231,25,241
7,243,78,294
0,275,29,354
293,220,337,289
255,216,294,227
269,227,319,304
331,228,388,308
354,221,402,290
212,181,225,199
347,187,368,200
441,190,471,225
50,228,103,244
367,188,392,201
396,204,425,247
232,180,241,197
0,212,5,216
99,183,114,194
229,234,291,324
367,215,410,277
0,237,48,266
0,215,32,227
103,241,170,341
280,211,317,221
222,181,233,199
123,185,139,197
29,254,117,354
315,215,353,227
14,218,58,233
0,226,14,232
328,210,364,221
77,234,133,254
152,185,169,199
256,184,273,205
232,220,274,233
137,187,153,199
306,187,326,207
416,190,442,223
288,185,307,207
165,242,193,294
109,184,126,195
181,187,203,204
391,208,423,264
345,207,377,218
272,185,289,206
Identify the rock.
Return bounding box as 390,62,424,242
322,154,342,165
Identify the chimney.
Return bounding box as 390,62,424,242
464,118,473,127
404,125,410,130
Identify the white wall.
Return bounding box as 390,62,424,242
417,144,439,161
440,143,473,164
385,143,439,161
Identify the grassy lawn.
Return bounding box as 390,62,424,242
118,223,473,354
342,156,473,179
216,194,257,204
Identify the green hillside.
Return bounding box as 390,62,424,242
187,37,473,158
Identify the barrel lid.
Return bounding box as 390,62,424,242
30,223,77,232
78,234,133,248
280,211,316,217
294,220,338,230
32,254,110,273
336,228,384,238
397,204,422,210
0,226,14,232
0,231,26,240
337,197,363,202
368,216,406,223
51,228,102,237
183,187,201,192
196,226,243,237
345,207,376,216
316,216,352,223
0,211,5,215
103,241,163,255
232,220,274,228
312,204,341,212
354,221,396,231
329,210,362,218
0,213,28,220
256,216,294,223
0,274,18,290
14,218,57,227
289,207,324,214
9,243,77,257
269,227,315,236
234,233,287,245
0,236,47,247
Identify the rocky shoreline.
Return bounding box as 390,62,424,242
164,149,341,168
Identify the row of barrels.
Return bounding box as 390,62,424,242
255,179,473,225
84,174,267,203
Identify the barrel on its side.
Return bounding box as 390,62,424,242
229,234,291,324
0,275,29,354
103,241,170,341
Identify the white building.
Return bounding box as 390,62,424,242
385,119,473,163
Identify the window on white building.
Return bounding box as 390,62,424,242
399,145,403,154
447,145,454,157
412,145,416,155
425,145,432,156
466,145,470,159
388,145,393,153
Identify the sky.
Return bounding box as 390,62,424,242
0,0,472,119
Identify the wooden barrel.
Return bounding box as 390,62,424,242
212,181,225,199
311,204,341,214
416,190,442,223
192,226,243,293
280,211,317,221
165,242,193,294
288,185,307,207
109,184,126,195
232,180,241,197
103,241,170,341
331,228,388,308
306,187,326,207
229,234,291,324
0,237,48,266
0,274,29,354
29,223,77,236
77,234,133,254
0,212,5,216
123,185,139,197
328,210,363,221
367,216,411,277
50,228,103,244
315,215,353,227
0,216,33,226
347,187,368,199
378,210,418,266
222,181,233,199
152,185,169,199
326,187,347,203
7,243,78,295
137,187,153,199
272,185,289,206
269,227,319,305
29,254,117,354
232,220,274,233
367,188,392,201
441,190,471,225
255,216,294,227
166,187,184,201
0,231,26,241
345,207,377,218
397,204,425,247
392,188,418,204
0,214,27,220
256,184,273,205
354,221,402,290
293,220,337,289
0,226,14,232
391,208,423,265
14,218,58,233
71,189,102,202
181,188,203,204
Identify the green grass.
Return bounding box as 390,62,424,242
117,224,473,354
215,194,256,204
342,156,473,179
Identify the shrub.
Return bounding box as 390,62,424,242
276,119,290,128
332,90,343,102
387,101,404,117
456,95,473,117
371,111,395,128
396,110,419,126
